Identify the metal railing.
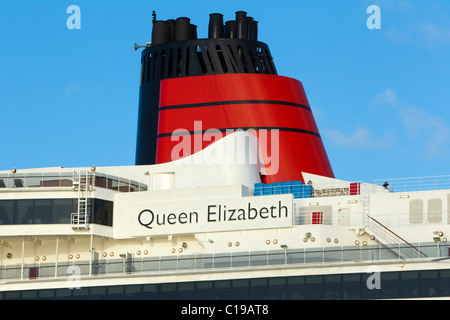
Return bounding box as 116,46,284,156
373,175,450,193
0,171,147,193
0,243,447,283
294,209,412,228
257,175,450,199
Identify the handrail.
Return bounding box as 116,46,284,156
366,215,427,257
0,171,147,192
1,243,444,283
373,175,450,192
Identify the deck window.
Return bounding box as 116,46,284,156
0,198,112,226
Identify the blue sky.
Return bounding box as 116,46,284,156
0,0,449,183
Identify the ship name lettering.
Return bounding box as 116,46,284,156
138,209,199,229
207,201,288,222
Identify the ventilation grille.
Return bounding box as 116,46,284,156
140,39,277,84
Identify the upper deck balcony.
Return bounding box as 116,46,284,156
0,170,147,194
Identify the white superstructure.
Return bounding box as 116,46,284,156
1,132,449,299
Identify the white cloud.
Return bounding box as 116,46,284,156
419,24,450,47
377,0,450,48
324,88,450,159
65,83,82,97
400,106,450,158
324,126,394,151
374,88,398,105
386,24,450,48
373,88,450,159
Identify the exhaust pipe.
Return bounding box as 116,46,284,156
208,13,224,39
190,24,198,40
252,20,258,41
247,17,258,41
175,17,191,41
224,20,236,39
235,11,248,40
151,20,170,45
167,19,176,42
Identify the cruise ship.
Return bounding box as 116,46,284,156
1,11,450,301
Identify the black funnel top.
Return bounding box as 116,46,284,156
135,11,277,166
143,11,276,82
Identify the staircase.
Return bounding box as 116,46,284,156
358,192,426,259
365,215,427,259
71,171,91,230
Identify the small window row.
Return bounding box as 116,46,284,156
409,196,450,224
0,173,147,192
3,268,450,300
0,198,113,226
